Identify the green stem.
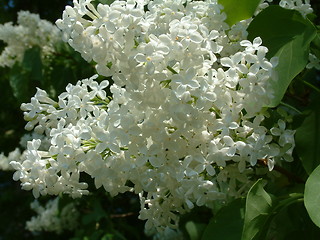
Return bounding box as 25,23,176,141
280,101,302,114
272,193,304,216
167,66,178,74
302,80,320,94
258,159,305,183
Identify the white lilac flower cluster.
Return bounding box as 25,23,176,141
278,0,313,16
0,11,61,68
0,133,50,171
307,53,320,70
11,0,296,235
0,148,22,171
26,197,79,234
258,0,313,16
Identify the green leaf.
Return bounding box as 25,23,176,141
82,199,107,225
58,195,73,214
310,32,320,59
305,164,320,228
101,233,115,240
49,63,76,97
242,185,306,240
247,6,317,107
9,63,34,103
295,104,320,175
22,46,43,82
201,198,245,240
8,47,43,103
267,198,320,240
241,179,274,240
186,221,206,240
218,0,261,26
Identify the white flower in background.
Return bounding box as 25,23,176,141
0,131,50,171
26,197,79,234
306,53,320,70
0,11,61,68
12,0,298,235
0,148,22,171
258,0,313,17
279,0,313,16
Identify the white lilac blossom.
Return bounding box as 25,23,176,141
278,0,313,16
0,133,50,171
26,197,79,234
12,0,296,235
258,0,313,16
0,148,22,171
0,11,61,68
19,132,51,151
306,53,320,70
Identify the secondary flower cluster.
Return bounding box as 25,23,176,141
26,197,79,234
0,11,61,68
258,0,313,16
0,148,21,171
0,132,50,171
12,0,296,235
278,0,312,16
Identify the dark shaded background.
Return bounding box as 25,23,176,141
0,0,72,23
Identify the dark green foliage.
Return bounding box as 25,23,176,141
247,6,317,107
218,0,261,26
9,47,42,104
201,198,245,240
296,99,320,175
305,165,320,228
0,0,72,23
